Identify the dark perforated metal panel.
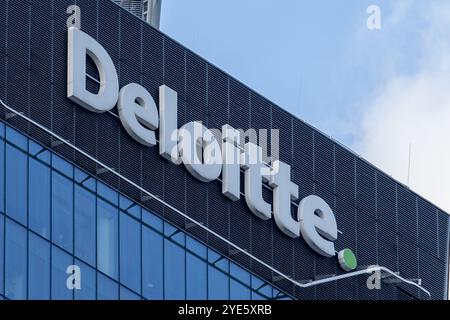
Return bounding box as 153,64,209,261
0,53,6,102
0,1,6,56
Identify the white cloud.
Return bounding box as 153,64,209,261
356,1,450,214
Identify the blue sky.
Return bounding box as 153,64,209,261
160,0,423,146
160,0,450,214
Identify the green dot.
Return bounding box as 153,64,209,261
338,248,357,271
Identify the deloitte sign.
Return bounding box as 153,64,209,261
67,25,356,270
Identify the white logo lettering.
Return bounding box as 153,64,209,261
118,83,159,146
66,27,340,258
67,27,119,112
298,195,338,257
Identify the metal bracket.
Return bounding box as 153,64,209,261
185,221,203,229
141,194,159,202
51,140,65,148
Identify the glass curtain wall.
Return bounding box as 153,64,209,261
0,122,291,300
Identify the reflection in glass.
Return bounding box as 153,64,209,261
230,262,250,286
120,213,141,293
208,265,229,300
29,158,50,239
5,144,27,225
28,233,50,300
5,219,27,300
120,286,141,300
6,127,27,150
98,273,119,300
0,214,4,295
0,123,284,301
0,140,4,213
52,171,74,252
187,253,207,299
52,154,73,178
142,226,163,299
231,279,251,300
98,199,119,280
164,239,185,299
75,185,96,266
98,182,118,205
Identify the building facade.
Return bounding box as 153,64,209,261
0,0,448,300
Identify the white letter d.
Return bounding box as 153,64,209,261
67,27,119,112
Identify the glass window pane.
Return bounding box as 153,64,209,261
208,249,220,263
251,275,272,299
230,262,250,286
52,171,74,253
164,239,185,299
29,140,50,164
230,279,250,300
29,158,51,239
186,253,207,300
51,246,73,300
259,284,273,299
5,144,27,225
74,168,88,183
251,275,263,291
98,273,119,300
208,249,228,273
128,204,141,219
28,233,50,300
186,236,207,259
74,260,96,300
75,168,96,192
120,213,141,293
6,126,27,150
251,292,266,300
142,226,163,300
164,222,177,237
52,154,73,178
0,214,3,295
0,140,4,214
97,199,118,280
208,266,229,300
5,219,27,300
272,288,283,300
74,185,96,266
98,182,118,205
119,195,131,210
120,286,140,300
120,195,140,219
142,209,162,232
